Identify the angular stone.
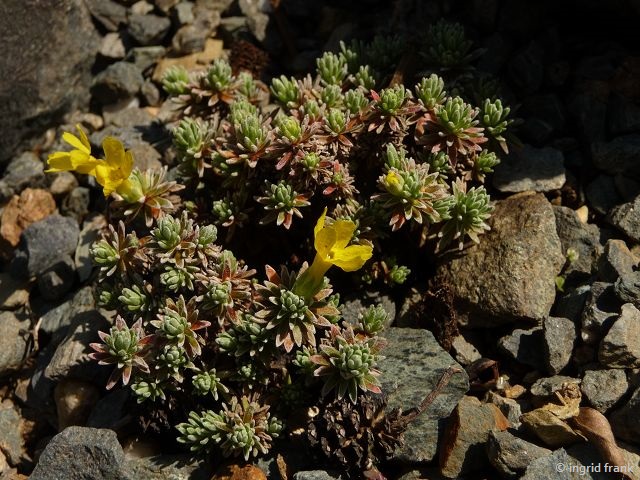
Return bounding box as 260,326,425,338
124,453,214,480
30,427,128,480
553,206,602,280
610,386,640,445
339,291,395,331
521,448,588,480
92,62,144,105
0,401,25,466
13,214,79,279
599,303,640,368
543,317,577,375
99,32,126,59
0,0,98,163
487,430,551,478
494,145,566,193
499,327,546,371
76,215,107,282
37,286,95,338
128,13,171,46
37,255,76,301
85,0,128,31
435,193,564,327
553,285,591,324
49,171,78,196
586,175,623,215
581,369,628,413
485,391,522,429
0,311,30,375
608,194,640,242
45,310,111,382
592,134,640,179
580,282,619,345
530,376,581,399
0,152,45,197
0,273,29,310
520,409,583,448
378,328,469,463
439,396,509,478
451,335,481,366
126,46,167,72
0,187,57,247
293,472,342,480
615,271,640,308
598,239,637,282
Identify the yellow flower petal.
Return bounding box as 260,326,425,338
102,137,125,168
75,124,91,151
330,244,372,271
315,225,336,259
45,151,73,172
314,207,328,239
69,150,99,174
62,131,90,154
123,150,134,178
331,219,357,250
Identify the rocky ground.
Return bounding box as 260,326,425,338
0,0,640,478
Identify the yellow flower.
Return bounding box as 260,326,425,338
46,124,99,174
294,208,372,298
385,170,404,196
47,127,139,200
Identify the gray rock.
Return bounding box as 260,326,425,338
592,134,640,179
239,0,270,42
597,239,637,282
45,310,111,382
609,94,640,136
174,1,195,25
13,214,79,278
124,454,213,480
126,46,167,72
586,175,623,215
608,194,640,242
615,271,640,308
37,255,76,301
614,174,640,203
91,62,144,105
131,0,155,15
75,215,107,282
154,0,180,12
485,391,523,429
128,13,171,46
61,186,90,222
508,41,544,94
435,193,564,327
30,426,128,480
293,472,343,480
553,206,602,280
610,386,640,445
521,448,594,480
37,286,95,338
85,0,128,31
172,24,208,55
103,106,154,128
340,291,395,331
99,32,127,60
0,152,45,200
499,327,546,371
544,317,577,374
599,303,640,368
141,80,161,107
0,401,25,466
580,282,619,345
530,376,580,398
440,395,509,478
567,92,607,141
87,389,131,430
49,171,79,197
451,335,482,366
487,430,551,478
493,145,565,193
0,0,98,163
522,94,566,134
553,285,591,324
378,327,469,463
581,369,628,413
0,312,30,375
0,273,29,310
